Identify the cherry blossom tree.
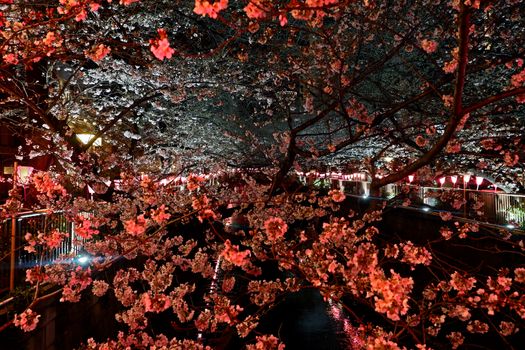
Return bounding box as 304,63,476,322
1,0,525,349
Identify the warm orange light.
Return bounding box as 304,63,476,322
17,166,34,185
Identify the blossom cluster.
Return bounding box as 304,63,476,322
13,309,41,332
150,29,175,61
8,169,525,349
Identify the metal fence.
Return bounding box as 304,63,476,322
0,211,77,293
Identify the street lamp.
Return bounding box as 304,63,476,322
439,177,446,187
17,166,34,184
17,166,34,202
451,175,458,187
408,175,414,184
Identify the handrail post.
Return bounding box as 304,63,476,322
9,215,16,292
9,161,18,292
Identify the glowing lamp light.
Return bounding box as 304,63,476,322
17,166,34,185
451,176,458,185
439,177,446,186
76,133,102,146
463,174,471,183
408,175,414,183
77,255,90,265
476,176,484,190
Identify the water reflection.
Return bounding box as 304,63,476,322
326,298,361,349
198,257,223,341
204,257,357,349
258,289,357,350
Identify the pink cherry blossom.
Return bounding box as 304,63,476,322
246,334,285,350
150,29,175,60
514,267,525,283
263,217,288,242
447,332,464,349
400,241,432,266
151,204,171,225
124,214,147,236
92,280,110,297
370,270,413,321
221,239,251,266
450,271,476,293
420,39,438,53
90,2,100,11
194,0,228,19
142,292,171,313
13,309,40,332
244,1,267,19
86,44,111,62
329,189,346,202
75,218,99,239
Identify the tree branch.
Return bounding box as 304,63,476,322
463,86,525,115
373,4,471,189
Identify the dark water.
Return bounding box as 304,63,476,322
257,288,355,350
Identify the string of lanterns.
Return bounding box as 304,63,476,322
408,174,486,190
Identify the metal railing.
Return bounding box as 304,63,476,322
299,176,525,229
349,181,525,228
0,210,78,293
